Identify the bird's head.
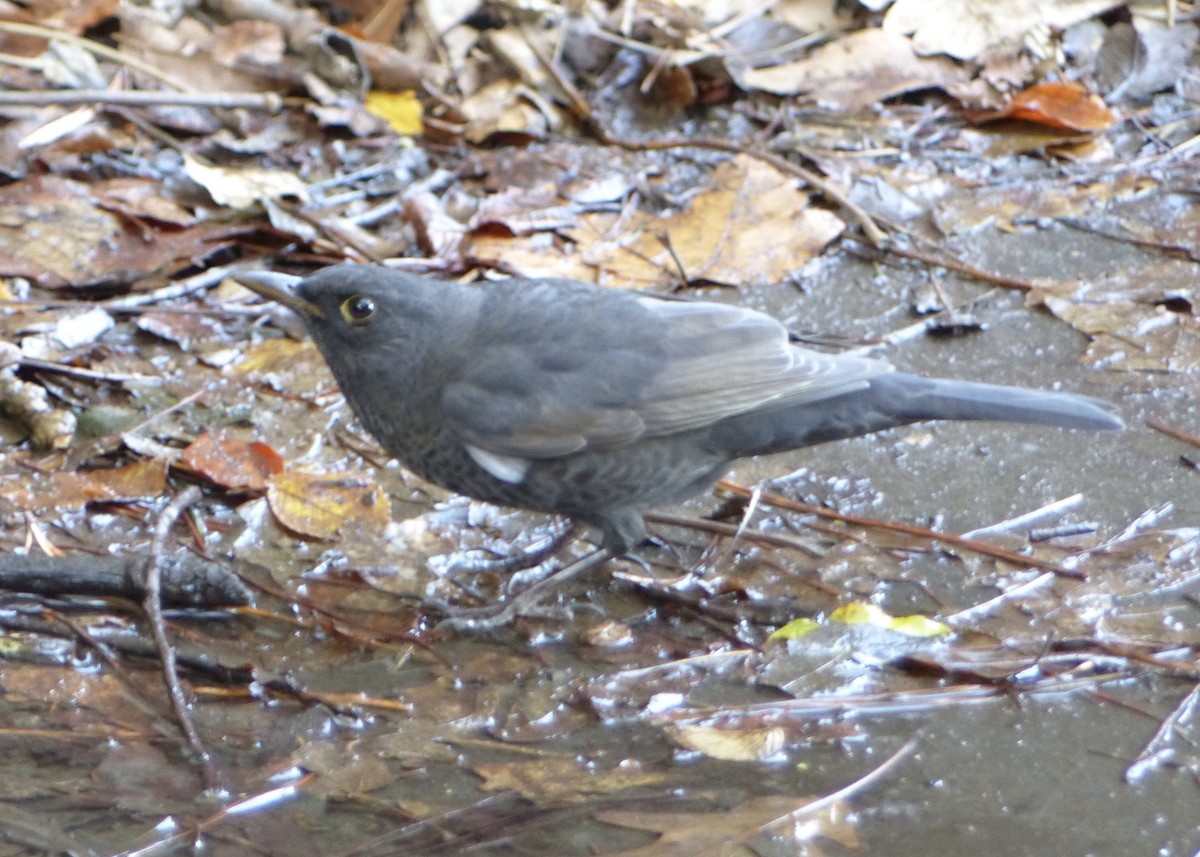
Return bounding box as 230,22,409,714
237,265,451,375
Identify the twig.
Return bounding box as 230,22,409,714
716,479,1083,578
644,510,825,557
944,572,1056,625
873,240,1042,291
1125,682,1200,783
1146,418,1200,450
116,774,312,857
0,550,250,606
961,494,1084,539
748,737,917,841
19,357,160,384
44,608,182,730
0,89,289,111
143,486,220,789
103,265,235,311
0,20,192,92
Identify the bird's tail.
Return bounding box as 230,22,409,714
709,371,1122,457
869,373,1124,431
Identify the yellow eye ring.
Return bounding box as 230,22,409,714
340,295,376,325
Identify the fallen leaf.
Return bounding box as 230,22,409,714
0,458,168,512
970,81,1115,131
595,795,855,856
665,724,786,761
567,154,843,288
364,89,423,135
768,617,821,641
473,756,665,802
184,154,310,210
884,0,1119,61
1029,261,1200,372
266,470,391,539
181,432,284,492
739,28,964,110
830,603,951,638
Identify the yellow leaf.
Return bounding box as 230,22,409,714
767,617,821,641
888,614,952,638
364,90,423,136
830,602,887,626
266,471,391,540
829,602,949,638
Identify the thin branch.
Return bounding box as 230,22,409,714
716,479,1083,578
143,486,220,789
0,89,289,111
0,20,192,92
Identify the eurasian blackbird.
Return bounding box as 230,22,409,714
239,265,1122,555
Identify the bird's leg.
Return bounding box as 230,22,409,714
430,547,614,633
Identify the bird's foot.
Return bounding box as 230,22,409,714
429,548,613,633
441,521,580,577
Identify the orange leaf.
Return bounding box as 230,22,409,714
1004,81,1114,132
181,432,284,492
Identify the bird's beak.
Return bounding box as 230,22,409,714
236,271,325,319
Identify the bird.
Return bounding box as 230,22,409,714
238,264,1122,559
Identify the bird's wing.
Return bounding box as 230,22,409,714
631,297,890,435
442,288,891,470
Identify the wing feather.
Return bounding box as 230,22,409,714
443,287,892,462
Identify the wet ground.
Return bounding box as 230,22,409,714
1,53,1198,857
721,222,1200,856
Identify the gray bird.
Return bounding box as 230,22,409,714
239,265,1122,556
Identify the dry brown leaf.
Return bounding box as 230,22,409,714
595,795,857,856
739,28,964,111
459,79,560,144
469,184,578,235
183,155,309,211
473,756,666,802
92,178,195,227
0,458,168,512
0,175,123,285
207,20,286,68
568,154,842,288
665,724,786,761
117,13,288,95
67,459,168,505
1029,261,1200,372
0,175,262,286
885,0,1120,60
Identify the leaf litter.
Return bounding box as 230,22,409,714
0,0,1195,855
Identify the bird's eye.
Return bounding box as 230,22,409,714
340,295,376,325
